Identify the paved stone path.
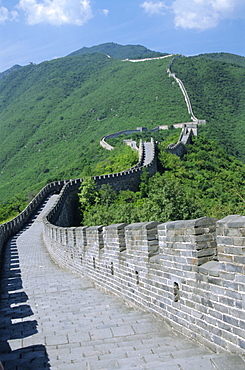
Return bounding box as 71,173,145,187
1,196,245,369
143,142,154,166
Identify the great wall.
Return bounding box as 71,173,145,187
0,55,244,366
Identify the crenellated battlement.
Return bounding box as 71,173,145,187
42,213,245,354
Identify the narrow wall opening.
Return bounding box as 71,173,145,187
135,271,139,285
111,262,114,275
174,282,180,302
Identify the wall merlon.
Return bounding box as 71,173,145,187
86,225,104,251
103,223,127,253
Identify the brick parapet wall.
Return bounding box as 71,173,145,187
0,180,65,256
93,138,157,193
43,215,245,354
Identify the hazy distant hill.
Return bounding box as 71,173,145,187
194,52,245,67
0,64,22,81
67,42,167,59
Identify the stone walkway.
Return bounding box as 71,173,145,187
0,196,244,369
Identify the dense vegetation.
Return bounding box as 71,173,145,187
196,53,245,67
79,135,245,226
171,55,245,162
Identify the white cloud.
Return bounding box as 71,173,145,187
0,6,8,23
101,8,109,16
141,0,245,30
140,1,169,15
172,0,238,30
0,6,18,23
17,0,93,26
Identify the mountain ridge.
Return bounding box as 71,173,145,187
0,43,244,212
2,42,245,78
67,42,168,59
0,64,23,80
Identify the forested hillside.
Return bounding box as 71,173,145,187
171,55,245,162
195,52,245,67
0,53,189,205
0,64,22,81
79,135,245,226
0,45,244,223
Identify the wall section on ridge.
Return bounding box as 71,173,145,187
0,181,65,257
0,138,156,253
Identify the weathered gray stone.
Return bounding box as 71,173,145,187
39,191,245,356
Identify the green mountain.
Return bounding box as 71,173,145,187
194,52,245,67
171,55,245,162
67,42,167,59
0,44,244,219
0,52,189,204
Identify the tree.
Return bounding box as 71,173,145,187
78,178,99,212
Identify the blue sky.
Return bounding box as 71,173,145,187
0,0,245,72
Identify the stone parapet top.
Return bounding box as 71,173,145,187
104,223,127,230
125,221,160,230
158,216,217,231
217,215,245,228
198,260,219,276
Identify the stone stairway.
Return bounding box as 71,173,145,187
0,196,244,369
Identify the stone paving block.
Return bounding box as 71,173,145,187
144,361,181,370
85,357,120,370
8,339,23,351
111,324,135,337
57,363,88,370
56,351,85,363
85,336,122,347
125,348,153,360
171,346,214,359
143,352,172,363
211,354,245,370
67,331,91,343
117,355,146,367
80,348,101,358
132,322,167,335
22,333,46,347
117,340,142,349
151,345,177,355
98,350,127,362
96,322,118,330
176,357,216,369
45,334,69,346
56,343,82,352
89,327,113,340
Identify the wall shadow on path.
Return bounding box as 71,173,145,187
0,218,50,369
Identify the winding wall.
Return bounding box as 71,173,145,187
1,56,244,356
0,139,157,253
0,181,66,255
